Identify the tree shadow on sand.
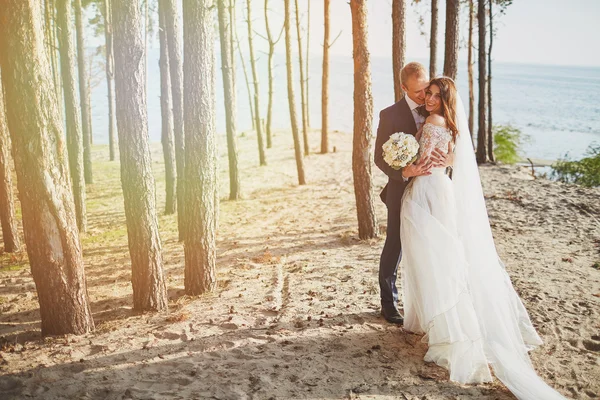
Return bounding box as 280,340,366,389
0,312,515,400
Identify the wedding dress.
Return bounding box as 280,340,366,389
399,100,567,399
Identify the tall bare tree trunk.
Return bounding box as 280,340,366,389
295,0,309,155
111,0,168,312
182,0,218,295
0,78,21,253
392,0,406,101
350,0,378,240
57,0,87,233
246,0,267,165
321,0,330,154
476,0,488,164
443,0,459,80
158,3,177,215
234,4,255,131
468,0,475,143
306,0,311,128
218,0,241,200
74,0,93,184
487,0,495,162
103,0,117,161
264,0,283,149
284,0,306,185
161,0,185,240
0,0,94,336
429,0,438,79
45,0,61,103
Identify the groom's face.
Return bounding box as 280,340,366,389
402,73,429,105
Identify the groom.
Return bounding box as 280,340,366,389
374,62,449,324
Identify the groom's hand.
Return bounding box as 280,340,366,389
402,156,432,178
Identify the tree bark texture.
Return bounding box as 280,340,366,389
103,0,117,161
429,0,438,79
392,0,406,101
56,0,87,233
246,0,267,165
476,0,488,164
350,0,378,240
321,0,330,154
284,0,306,185
294,0,309,155
158,3,177,215
264,0,283,149
0,0,95,336
487,0,495,162
182,0,219,295
468,0,475,143
218,0,241,200
74,0,93,184
160,0,186,240
443,0,459,80
111,0,168,312
0,78,21,253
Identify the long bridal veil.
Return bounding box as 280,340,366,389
452,95,567,399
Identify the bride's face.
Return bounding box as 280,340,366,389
425,84,442,114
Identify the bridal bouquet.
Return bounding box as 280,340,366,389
382,132,419,170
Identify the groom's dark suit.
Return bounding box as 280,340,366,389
374,97,418,315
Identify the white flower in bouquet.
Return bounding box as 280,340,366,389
382,132,419,170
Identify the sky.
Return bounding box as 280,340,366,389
85,0,600,68
235,0,600,68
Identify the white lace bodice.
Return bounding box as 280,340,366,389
418,122,453,158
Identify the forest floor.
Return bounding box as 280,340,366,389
0,128,599,400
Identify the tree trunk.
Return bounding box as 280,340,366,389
158,3,177,215
161,0,185,238
443,0,459,80
111,0,168,312
103,0,117,162
284,0,306,185
476,0,488,164
295,0,309,155
487,0,495,163
264,0,283,150
233,4,255,132
45,0,61,103
306,0,311,128
350,0,378,240
321,0,330,154
57,0,87,233
468,0,475,143
74,0,93,185
0,78,21,253
0,0,94,336
392,0,406,101
246,0,267,165
182,0,218,295
218,0,241,200
429,0,438,79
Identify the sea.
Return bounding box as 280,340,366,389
89,49,600,162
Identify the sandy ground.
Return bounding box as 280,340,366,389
0,128,599,400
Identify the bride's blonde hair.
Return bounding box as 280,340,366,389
428,77,459,141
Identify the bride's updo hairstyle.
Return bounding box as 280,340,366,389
428,77,459,141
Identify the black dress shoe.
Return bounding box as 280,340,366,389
380,308,404,324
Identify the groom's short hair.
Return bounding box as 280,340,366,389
401,62,427,85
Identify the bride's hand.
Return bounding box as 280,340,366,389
430,142,454,168
402,156,433,178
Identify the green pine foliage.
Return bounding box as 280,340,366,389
552,144,600,188
493,124,526,165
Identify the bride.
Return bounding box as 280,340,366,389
399,77,567,399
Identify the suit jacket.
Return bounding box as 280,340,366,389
374,97,418,206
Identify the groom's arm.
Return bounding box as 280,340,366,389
374,110,406,181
